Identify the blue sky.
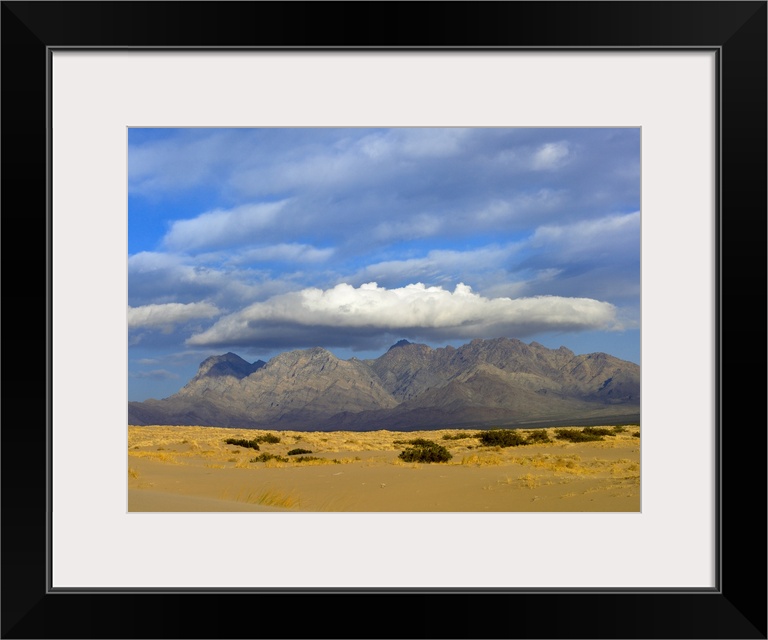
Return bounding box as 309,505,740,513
128,128,640,401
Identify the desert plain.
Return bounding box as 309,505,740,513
128,424,640,512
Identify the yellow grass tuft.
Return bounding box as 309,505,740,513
128,450,179,464
128,467,139,479
460,453,503,466
254,489,301,508
519,473,540,489
220,487,300,508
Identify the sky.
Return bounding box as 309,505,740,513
128,127,640,401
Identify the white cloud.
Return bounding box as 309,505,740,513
163,201,289,252
531,211,640,259
128,302,221,330
494,140,571,172
129,131,255,196
129,369,180,380
370,215,442,242
229,243,334,265
471,190,564,224
128,251,309,311
186,282,621,348
350,245,520,288
532,141,570,170
394,128,470,158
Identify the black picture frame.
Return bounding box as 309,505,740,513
2,2,765,638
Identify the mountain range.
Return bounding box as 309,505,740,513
128,337,640,430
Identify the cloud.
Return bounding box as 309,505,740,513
129,129,261,197
129,369,180,380
386,128,470,158
228,243,334,265
163,201,289,252
186,282,621,349
532,141,570,170
531,211,640,256
128,251,297,307
128,302,221,330
348,245,522,290
470,190,564,224
370,214,442,242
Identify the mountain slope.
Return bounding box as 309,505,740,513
128,338,640,429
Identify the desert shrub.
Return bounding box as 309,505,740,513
398,440,453,463
553,428,604,443
442,433,476,440
393,437,435,446
525,430,552,444
477,429,527,448
611,425,627,434
632,431,641,438
255,433,281,444
287,448,313,456
250,452,288,463
294,456,323,463
225,438,260,451
582,427,614,437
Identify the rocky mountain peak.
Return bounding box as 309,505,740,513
267,346,336,369
388,339,413,351
194,352,265,380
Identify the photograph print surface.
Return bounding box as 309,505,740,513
127,127,641,512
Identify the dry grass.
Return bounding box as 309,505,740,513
128,424,640,511
219,487,300,508
518,473,540,489
128,450,179,464
460,452,504,466
128,424,639,471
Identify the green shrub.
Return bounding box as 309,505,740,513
553,428,604,443
442,433,476,440
611,425,627,434
525,430,552,444
632,431,641,438
398,440,453,463
477,429,527,448
393,437,435,446
582,427,614,437
255,433,281,444
287,448,313,456
225,438,260,451
250,452,288,463
294,456,323,463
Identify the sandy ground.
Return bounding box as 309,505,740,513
128,425,640,512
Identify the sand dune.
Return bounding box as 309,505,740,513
128,425,640,512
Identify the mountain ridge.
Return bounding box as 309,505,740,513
128,337,640,430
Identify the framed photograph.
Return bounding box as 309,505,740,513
3,2,765,638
